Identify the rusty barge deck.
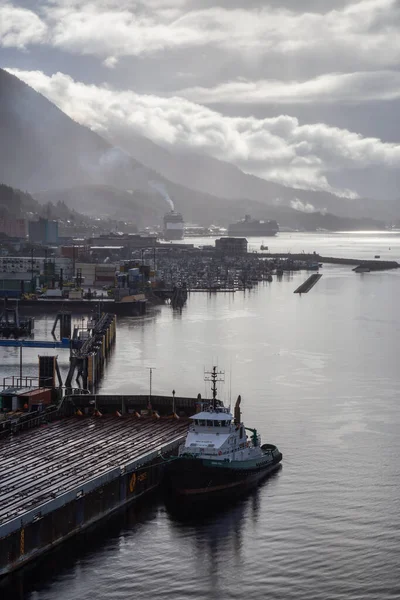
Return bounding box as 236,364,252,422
0,415,189,577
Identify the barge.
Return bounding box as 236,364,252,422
5,298,147,316
0,415,189,577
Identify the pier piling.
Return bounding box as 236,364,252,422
66,313,116,392
52,311,72,339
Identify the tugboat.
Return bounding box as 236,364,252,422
165,368,282,502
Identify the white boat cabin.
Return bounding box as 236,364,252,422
180,405,263,462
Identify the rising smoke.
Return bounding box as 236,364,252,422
149,181,174,211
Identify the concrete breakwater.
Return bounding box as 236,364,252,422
294,274,323,294
319,256,399,270
265,253,399,271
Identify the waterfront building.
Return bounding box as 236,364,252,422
75,262,118,287
215,237,248,255
89,234,158,249
0,256,73,296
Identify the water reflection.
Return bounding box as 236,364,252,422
166,468,281,570
172,307,184,319
0,497,160,600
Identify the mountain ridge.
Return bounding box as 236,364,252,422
0,68,389,229
1,67,266,226
106,130,394,221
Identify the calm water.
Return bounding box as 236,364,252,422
3,232,400,599
186,230,400,261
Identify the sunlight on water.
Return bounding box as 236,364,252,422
183,231,400,262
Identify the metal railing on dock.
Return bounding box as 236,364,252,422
0,403,66,439
68,393,201,417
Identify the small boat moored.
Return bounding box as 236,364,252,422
353,265,371,273
165,367,282,503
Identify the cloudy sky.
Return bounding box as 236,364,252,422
2,0,400,199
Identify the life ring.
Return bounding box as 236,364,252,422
218,451,222,455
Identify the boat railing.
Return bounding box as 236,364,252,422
200,405,230,415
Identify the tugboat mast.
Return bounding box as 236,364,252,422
204,366,225,408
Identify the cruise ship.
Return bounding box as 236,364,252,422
228,215,279,237
163,211,184,240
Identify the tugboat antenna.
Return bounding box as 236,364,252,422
204,366,225,408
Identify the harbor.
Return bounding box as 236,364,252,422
0,296,230,577
0,371,281,576
1,232,400,596
0,358,222,577
2,6,400,595
1,232,399,320
2,254,400,599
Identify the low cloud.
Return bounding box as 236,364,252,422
7,68,400,196
0,4,47,48
4,0,400,75
179,71,400,105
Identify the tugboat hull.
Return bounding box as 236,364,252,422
165,451,282,502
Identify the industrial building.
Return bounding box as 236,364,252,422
29,218,59,244
75,262,117,287
215,237,248,255
0,256,73,297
